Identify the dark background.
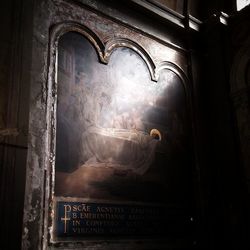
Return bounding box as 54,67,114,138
0,0,250,249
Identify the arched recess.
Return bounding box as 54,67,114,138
104,38,157,81
155,61,192,117
49,22,106,63
49,22,158,81
155,61,190,95
49,22,189,89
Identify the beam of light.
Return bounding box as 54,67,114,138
56,33,185,176
237,0,250,10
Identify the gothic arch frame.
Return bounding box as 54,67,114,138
45,21,193,245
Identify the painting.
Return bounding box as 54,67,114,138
53,32,194,239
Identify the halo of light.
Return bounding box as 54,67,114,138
150,129,162,141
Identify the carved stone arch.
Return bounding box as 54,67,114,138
104,38,157,81
47,22,107,167
49,22,106,64
155,61,190,99
46,22,108,225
